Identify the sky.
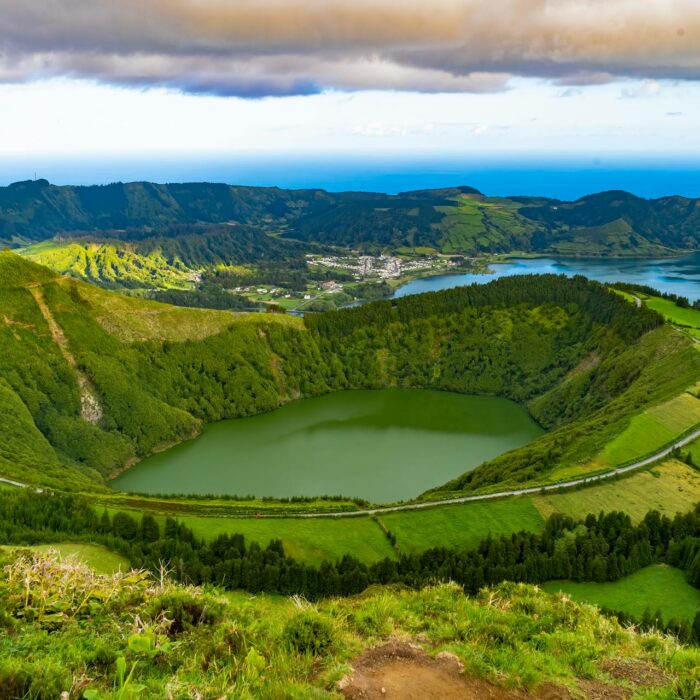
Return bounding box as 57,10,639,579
0,1,699,178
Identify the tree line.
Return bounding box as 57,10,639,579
1,489,699,639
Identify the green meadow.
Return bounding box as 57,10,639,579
543,565,700,623
646,296,700,336
380,498,545,554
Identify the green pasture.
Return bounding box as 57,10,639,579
543,565,700,623
646,296,700,329
597,392,700,468
104,507,395,565
381,498,545,554
534,459,700,523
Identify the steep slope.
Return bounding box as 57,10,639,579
1,252,698,498
3,549,698,699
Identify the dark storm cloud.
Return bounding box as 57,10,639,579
0,0,698,96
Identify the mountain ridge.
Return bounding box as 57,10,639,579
2,180,698,257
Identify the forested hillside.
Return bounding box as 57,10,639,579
2,179,698,257
2,251,698,497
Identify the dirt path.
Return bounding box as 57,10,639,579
339,641,536,700
338,641,668,699
337,641,637,700
28,284,103,425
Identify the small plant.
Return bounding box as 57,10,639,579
146,590,224,635
283,612,334,655
83,656,145,700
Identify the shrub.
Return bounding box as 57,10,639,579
146,590,224,635
84,640,119,670
283,612,334,655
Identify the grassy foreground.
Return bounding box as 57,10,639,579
1,550,699,699
543,565,700,625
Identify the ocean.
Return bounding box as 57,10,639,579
2,156,700,200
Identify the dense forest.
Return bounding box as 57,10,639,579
2,179,699,256
2,251,699,496
2,488,700,639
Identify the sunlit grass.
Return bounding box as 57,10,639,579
543,565,700,623
533,459,700,523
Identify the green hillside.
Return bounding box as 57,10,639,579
3,549,698,699
1,180,698,261
1,251,698,500
543,565,700,625
21,241,195,290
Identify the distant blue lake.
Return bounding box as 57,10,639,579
395,253,700,302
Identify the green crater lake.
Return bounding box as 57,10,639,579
111,389,543,503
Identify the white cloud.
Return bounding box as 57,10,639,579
1,1,700,96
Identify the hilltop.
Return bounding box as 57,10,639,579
1,180,698,259
0,548,698,698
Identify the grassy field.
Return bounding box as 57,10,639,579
543,565,700,623
641,295,700,341
646,296,700,332
103,507,395,565
74,278,303,343
1,543,129,575
180,515,395,565
381,498,545,554
687,436,700,465
534,459,700,523
594,392,700,468
437,196,536,253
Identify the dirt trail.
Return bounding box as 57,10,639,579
28,284,103,425
338,641,663,700
338,642,572,700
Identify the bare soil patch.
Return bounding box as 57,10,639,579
338,641,567,700
601,658,669,688
338,641,661,700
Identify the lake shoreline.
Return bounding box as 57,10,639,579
111,388,543,503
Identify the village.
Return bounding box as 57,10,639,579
306,252,451,281
227,252,464,311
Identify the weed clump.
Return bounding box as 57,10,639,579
146,590,224,635
283,612,334,655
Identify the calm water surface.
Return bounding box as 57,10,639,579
396,253,700,302
111,389,542,503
